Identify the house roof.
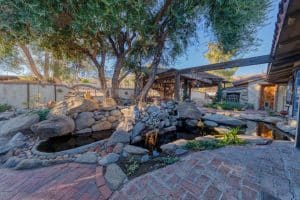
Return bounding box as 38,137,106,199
267,0,300,83
233,74,266,86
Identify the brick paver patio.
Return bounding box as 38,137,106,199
0,141,299,200
113,141,300,200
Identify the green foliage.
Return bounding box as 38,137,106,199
213,83,223,103
80,78,90,84
160,156,180,165
0,104,11,113
185,139,225,150
33,109,50,121
205,102,244,111
125,158,140,176
221,128,245,145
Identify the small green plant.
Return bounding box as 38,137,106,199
125,158,140,176
0,104,11,112
221,128,246,145
80,78,90,83
185,140,225,150
33,109,50,121
161,156,180,165
204,102,244,111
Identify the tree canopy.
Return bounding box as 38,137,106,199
0,0,271,101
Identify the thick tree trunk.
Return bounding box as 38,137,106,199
138,47,163,102
44,52,50,81
111,56,124,100
19,44,44,81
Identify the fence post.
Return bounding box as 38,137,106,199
54,85,57,102
26,83,30,109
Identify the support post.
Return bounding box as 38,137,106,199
183,79,188,100
174,73,180,101
54,85,57,102
295,102,300,148
27,83,30,109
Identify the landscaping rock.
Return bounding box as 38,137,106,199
8,132,27,148
107,116,117,123
92,121,112,131
110,109,122,117
141,154,150,163
204,120,218,127
75,152,98,164
74,128,92,135
261,117,282,124
276,121,295,133
105,164,127,190
0,111,15,121
177,102,203,120
50,97,100,116
160,143,177,153
0,114,39,137
132,122,145,137
124,145,149,155
116,119,134,132
131,136,142,144
98,153,120,166
175,148,188,156
0,145,12,155
160,126,176,134
75,112,95,130
31,115,75,139
113,143,124,154
15,158,43,170
109,131,131,145
147,105,160,115
203,114,246,127
152,150,160,157
213,126,231,134
3,156,22,168
185,119,198,127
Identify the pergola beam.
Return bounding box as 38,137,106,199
178,55,271,74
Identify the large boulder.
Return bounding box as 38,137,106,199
0,111,15,121
50,97,100,116
75,152,98,164
75,112,95,130
31,115,75,139
98,153,120,166
124,145,148,155
176,102,203,120
132,122,145,137
92,121,112,131
203,114,246,127
0,113,39,137
108,131,131,145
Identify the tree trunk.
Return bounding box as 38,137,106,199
44,52,50,81
138,47,163,102
19,44,44,81
111,56,124,100
89,53,108,98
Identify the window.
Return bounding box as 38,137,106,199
226,93,240,103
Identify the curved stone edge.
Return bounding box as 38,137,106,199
31,138,108,157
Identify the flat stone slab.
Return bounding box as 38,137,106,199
203,114,246,127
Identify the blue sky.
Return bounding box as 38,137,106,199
173,0,280,76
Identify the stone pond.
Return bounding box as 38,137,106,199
0,96,294,191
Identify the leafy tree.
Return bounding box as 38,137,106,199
204,43,237,82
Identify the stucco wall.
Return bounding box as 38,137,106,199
248,81,262,110
0,83,70,108
275,84,287,112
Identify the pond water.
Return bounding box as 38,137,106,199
245,121,292,141
37,130,113,153
36,121,292,153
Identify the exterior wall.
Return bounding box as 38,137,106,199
275,84,287,112
247,81,262,110
0,83,69,108
222,86,248,104
191,90,212,105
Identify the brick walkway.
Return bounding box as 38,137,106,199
0,163,112,200
1,141,300,200
112,141,300,200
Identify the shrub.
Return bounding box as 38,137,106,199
204,102,244,111
160,156,180,165
80,78,90,83
33,109,50,121
125,158,140,176
185,139,225,150
220,127,247,145
0,104,11,112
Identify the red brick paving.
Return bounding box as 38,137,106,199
112,141,300,200
1,141,300,200
0,163,112,200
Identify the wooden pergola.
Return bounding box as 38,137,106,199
151,69,224,100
